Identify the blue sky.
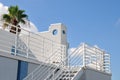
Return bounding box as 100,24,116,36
0,0,120,80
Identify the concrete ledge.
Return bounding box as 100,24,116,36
0,51,40,65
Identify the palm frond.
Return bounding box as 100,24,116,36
20,19,26,24
2,14,11,23
2,5,28,30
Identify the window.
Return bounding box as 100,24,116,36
62,30,66,34
52,29,58,35
11,46,18,55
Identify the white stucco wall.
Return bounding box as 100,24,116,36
85,68,111,80
28,63,39,74
0,29,15,54
0,53,43,80
77,67,111,80
40,23,67,45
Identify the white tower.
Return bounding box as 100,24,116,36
49,23,68,45
38,23,68,65
49,23,68,65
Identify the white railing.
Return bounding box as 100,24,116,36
55,44,84,80
53,43,111,80
84,43,111,73
23,45,66,80
24,43,111,80
69,43,111,73
23,43,82,80
63,43,111,80
0,23,66,64
103,53,111,73
45,44,83,80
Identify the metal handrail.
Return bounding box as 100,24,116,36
23,41,111,80
33,49,64,80
63,43,111,79
45,44,83,80
55,45,84,80
0,22,65,61
23,45,65,80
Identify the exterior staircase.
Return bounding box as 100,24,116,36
23,44,83,80
55,68,79,80
24,43,111,80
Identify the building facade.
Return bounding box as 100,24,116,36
0,23,111,80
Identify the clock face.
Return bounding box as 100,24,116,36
52,29,58,35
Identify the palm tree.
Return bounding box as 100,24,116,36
2,5,28,34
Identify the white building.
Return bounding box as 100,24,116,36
0,23,111,80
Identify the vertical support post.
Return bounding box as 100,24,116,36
60,45,62,66
83,43,86,67
62,45,66,66
103,52,105,72
27,32,30,58
68,52,71,80
109,54,111,73
100,51,103,71
95,48,97,70
31,72,33,80
15,26,18,56
101,51,104,72
53,72,55,80
52,40,53,64
43,37,45,62
66,44,71,80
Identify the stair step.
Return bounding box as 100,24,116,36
63,71,77,73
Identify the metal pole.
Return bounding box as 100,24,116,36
27,20,31,58
43,37,45,62
83,43,86,67
27,32,30,58
15,26,18,56
68,52,71,80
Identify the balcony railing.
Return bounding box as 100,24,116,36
24,43,111,80
0,23,66,64
68,43,111,73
